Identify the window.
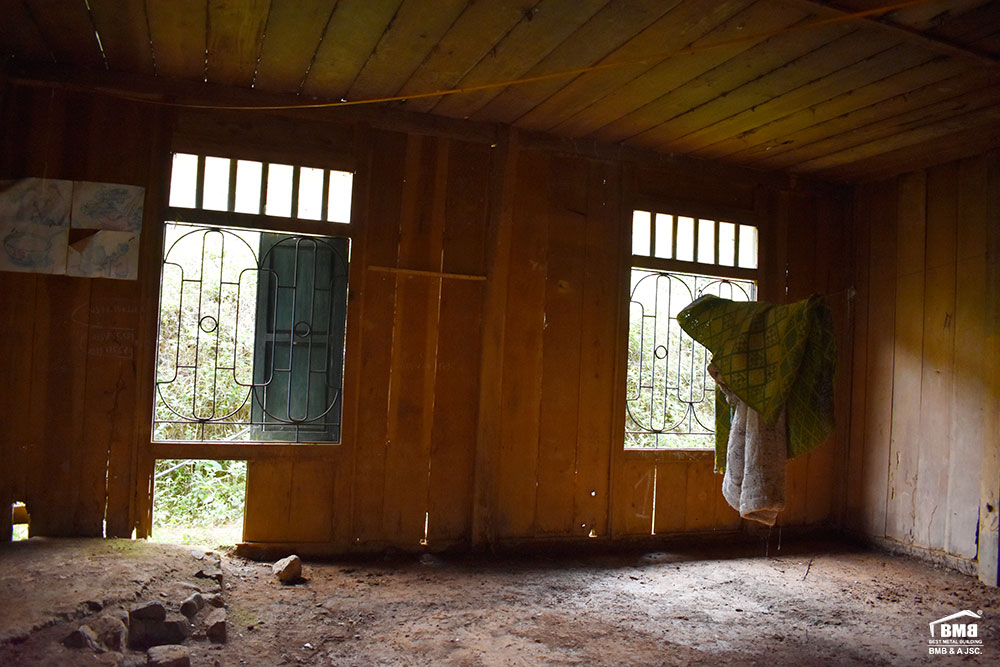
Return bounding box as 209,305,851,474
153,154,353,443
625,209,757,449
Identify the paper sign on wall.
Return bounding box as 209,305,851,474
0,178,144,279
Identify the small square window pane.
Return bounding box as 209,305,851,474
697,219,715,264
298,167,324,220
675,216,694,262
266,163,294,217
168,153,198,208
738,225,758,269
234,160,262,214
327,170,353,223
202,156,231,211
632,210,651,256
718,222,736,266
654,213,672,259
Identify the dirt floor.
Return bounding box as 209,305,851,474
0,537,997,666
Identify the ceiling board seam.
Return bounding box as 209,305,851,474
81,0,109,71
421,0,546,114
249,0,275,88
142,0,157,77
296,1,342,96
341,0,406,101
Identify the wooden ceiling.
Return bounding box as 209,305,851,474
1,0,999,182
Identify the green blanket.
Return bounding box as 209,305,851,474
677,294,837,471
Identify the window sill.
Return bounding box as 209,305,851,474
150,441,343,460
622,448,714,463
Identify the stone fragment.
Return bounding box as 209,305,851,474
83,600,103,612
128,614,191,649
272,554,302,583
194,567,224,584
179,592,204,618
129,601,166,622
62,624,102,651
203,593,226,608
205,608,227,643
146,644,191,667
91,612,129,651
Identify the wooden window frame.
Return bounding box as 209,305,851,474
621,199,760,455
146,152,358,460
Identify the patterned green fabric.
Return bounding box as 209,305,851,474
677,294,837,471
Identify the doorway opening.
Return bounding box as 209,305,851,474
151,459,246,549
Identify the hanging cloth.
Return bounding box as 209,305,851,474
677,294,837,473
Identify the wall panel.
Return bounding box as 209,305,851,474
847,152,999,581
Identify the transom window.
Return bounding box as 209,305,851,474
152,154,353,444
625,208,757,450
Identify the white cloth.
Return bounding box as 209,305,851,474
709,365,787,526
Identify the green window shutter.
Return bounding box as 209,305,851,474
251,233,349,442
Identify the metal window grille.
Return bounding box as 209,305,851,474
625,270,756,449
153,224,349,443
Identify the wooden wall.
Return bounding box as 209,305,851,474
847,152,1000,584
0,84,166,539
1,82,856,552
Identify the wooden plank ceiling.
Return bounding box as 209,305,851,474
2,0,998,182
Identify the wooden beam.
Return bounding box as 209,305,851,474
472,127,518,549
777,0,1000,67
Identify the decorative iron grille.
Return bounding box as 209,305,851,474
625,270,755,449
153,223,349,443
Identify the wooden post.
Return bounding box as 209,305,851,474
471,127,517,549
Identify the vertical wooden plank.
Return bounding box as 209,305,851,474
83,285,140,538
132,103,173,540
945,157,987,559
81,95,149,539
381,135,445,546
0,273,36,539
683,458,716,531
574,161,620,539
652,461,688,534
287,460,335,542
713,483,742,530
426,141,490,545
26,277,94,535
860,180,898,538
783,192,814,525
914,165,958,552
535,155,587,536
804,195,841,525
979,154,1000,586
351,129,405,543
885,171,926,544
846,185,872,533
613,458,654,537
242,460,292,542
472,128,518,548
496,149,549,538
